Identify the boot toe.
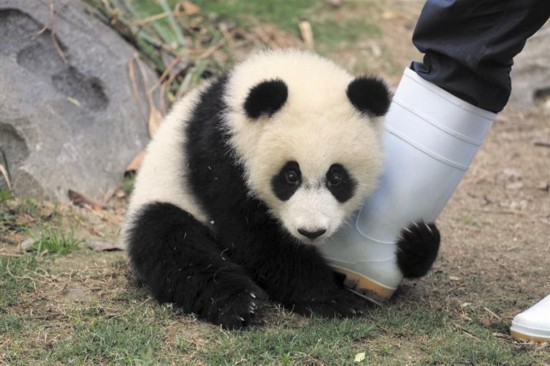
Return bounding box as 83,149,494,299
510,296,550,342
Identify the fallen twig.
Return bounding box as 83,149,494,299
67,189,106,211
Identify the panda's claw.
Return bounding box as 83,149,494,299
424,222,433,234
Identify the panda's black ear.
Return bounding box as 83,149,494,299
244,79,288,119
346,76,391,117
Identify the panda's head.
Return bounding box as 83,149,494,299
224,50,390,244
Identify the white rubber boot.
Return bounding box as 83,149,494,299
511,294,550,342
320,68,496,302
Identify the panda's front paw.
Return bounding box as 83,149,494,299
396,221,440,279
202,273,269,329
289,290,368,318
211,288,268,330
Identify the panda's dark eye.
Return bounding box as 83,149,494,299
326,164,356,203
327,172,344,187
285,170,300,186
272,161,301,201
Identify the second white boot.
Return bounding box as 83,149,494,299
511,294,550,342
321,68,496,301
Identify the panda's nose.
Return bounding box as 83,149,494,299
298,228,326,239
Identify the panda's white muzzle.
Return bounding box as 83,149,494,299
280,187,345,244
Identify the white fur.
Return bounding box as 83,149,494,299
223,49,384,242
124,49,385,246
280,187,343,243
123,82,212,247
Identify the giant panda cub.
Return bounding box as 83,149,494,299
123,49,440,329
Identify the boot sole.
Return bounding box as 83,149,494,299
510,329,550,343
332,266,397,304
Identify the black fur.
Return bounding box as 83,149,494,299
325,164,356,203
396,221,440,278
244,79,288,119
126,76,367,329
346,76,391,117
127,202,267,329
127,74,439,329
271,161,301,201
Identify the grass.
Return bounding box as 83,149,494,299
1,190,13,202
0,256,37,310
193,0,319,32
32,225,82,255
367,305,538,365
0,244,546,365
49,309,164,364
313,18,382,47
200,316,374,365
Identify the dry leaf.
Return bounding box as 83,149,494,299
67,189,106,210
0,163,11,190
354,352,366,362
161,51,190,80
87,240,124,252
182,1,201,16
505,181,524,190
126,150,146,174
299,20,314,50
381,10,406,20
148,99,163,137
128,55,147,121
132,54,164,137
0,148,12,190
20,238,36,252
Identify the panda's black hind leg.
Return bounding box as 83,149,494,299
126,202,267,329
396,221,440,278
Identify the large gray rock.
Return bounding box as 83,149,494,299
0,0,155,200
510,20,550,110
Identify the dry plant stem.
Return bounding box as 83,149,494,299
128,55,147,121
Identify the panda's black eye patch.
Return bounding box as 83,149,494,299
326,164,356,203
272,161,301,201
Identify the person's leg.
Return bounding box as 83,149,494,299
320,0,549,307
320,67,495,300
412,0,550,113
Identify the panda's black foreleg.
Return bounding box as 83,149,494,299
126,202,267,329
233,239,369,318
282,263,370,318
396,221,440,278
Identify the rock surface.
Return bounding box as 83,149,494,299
510,21,550,111
0,0,155,200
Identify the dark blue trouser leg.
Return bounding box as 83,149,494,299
411,0,550,113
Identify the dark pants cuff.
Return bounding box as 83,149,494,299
411,0,550,112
